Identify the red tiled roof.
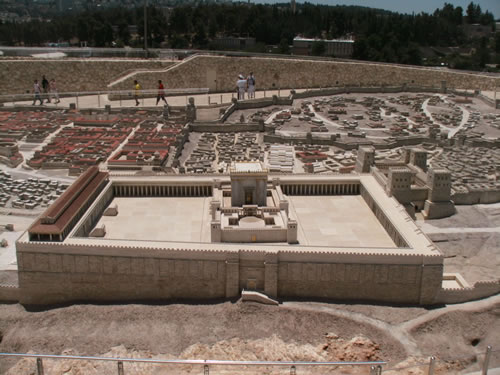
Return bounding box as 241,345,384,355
29,168,108,236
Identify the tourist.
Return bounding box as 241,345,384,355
134,80,141,106
247,72,256,99
236,74,247,100
41,75,50,103
50,79,60,104
156,80,168,105
32,79,43,106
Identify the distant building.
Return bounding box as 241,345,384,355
211,37,256,51
293,37,354,58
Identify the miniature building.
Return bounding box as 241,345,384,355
385,167,416,218
423,168,455,219
355,146,375,173
409,148,428,172
230,162,268,206
211,162,297,244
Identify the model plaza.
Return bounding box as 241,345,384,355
16,162,443,305
99,162,394,247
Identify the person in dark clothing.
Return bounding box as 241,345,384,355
41,75,50,103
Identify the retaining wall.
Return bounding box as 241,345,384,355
16,243,444,305
0,59,174,95
111,55,500,93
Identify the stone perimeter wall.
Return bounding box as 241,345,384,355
0,59,174,95
113,55,500,92
15,243,443,305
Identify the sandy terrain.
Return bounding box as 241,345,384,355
417,203,500,283
0,296,498,375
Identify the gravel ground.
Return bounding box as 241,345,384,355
0,297,498,375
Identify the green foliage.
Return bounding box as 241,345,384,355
495,33,500,53
0,1,495,73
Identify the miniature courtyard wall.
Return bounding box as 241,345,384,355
435,279,500,304
15,240,444,305
0,284,20,302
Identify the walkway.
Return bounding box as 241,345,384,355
2,89,297,110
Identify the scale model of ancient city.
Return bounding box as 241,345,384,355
0,54,499,311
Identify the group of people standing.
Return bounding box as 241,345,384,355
32,75,60,105
236,72,256,100
133,79,168,106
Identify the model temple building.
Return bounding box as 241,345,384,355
210,162,297,244
16,164,448,305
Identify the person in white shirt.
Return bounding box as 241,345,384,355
236,74,247,100
32,80,43,105
50,79,60,104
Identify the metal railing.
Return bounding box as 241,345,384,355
0,347,497,374
0,88,210,107
0,353,386,374
0,87,291,109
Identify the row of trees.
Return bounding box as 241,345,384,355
0,2,497,70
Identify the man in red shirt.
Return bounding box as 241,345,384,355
156,80,168,105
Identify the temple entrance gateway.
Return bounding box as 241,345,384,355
245,189,253,204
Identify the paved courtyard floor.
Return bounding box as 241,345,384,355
288,195,396,248
97,196,396,247
95,195,396,248
95,197,211,243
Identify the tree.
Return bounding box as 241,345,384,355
193,22,208,48
476,36,490,68
466,2,481,24
278,38,290,54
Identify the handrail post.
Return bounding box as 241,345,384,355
117,361,124,375
428,356,435,375
76,92,79,109
482,346,492,375
36,358,44,375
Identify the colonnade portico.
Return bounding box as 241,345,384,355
113,184,213,197
281,183,360,196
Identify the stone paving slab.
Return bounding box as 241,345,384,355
288,195,396,248
95,197,211,243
